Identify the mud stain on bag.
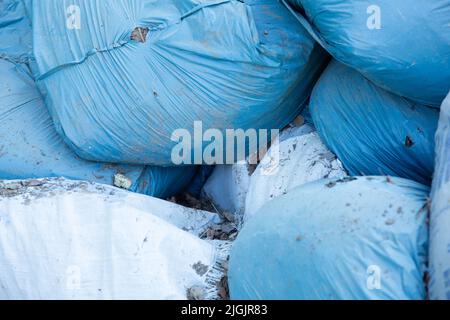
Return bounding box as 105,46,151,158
131,27,149,43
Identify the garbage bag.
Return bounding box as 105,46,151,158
286,0,450,107
430,92,450,300
202,161,253,220
245,124,346,220
310,61,439,186
0,59,196,198
0,178,228,300
32,0,328,165
0,0,32,63
229,176,429,300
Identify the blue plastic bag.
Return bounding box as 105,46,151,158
0,59,196,198
310,61,439,185
31,0,328,165
186,165,215,197
430,92,450,300
285,0,450,107
229,176,429,300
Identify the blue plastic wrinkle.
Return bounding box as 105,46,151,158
286,0,450,107
0,0,32,64
0,58,196,198
229,176,429,300
31,0,328,165
310,60,439,186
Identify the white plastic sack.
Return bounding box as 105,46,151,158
245,124,347,220
0,178,227,300
202,161,252,219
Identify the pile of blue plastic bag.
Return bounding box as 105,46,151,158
0,58,196,198
227,0,450,300
31,0,327,165
1,0,450,300
0,0,197,198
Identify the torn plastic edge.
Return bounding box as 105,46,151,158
203,240,232,300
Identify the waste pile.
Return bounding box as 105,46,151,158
0,0,196,198
0,0,449,300
32,0,327,165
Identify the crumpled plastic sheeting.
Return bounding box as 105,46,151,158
32,0,328,165
0,59,196,198
229,176,429,300
430,92,450,300
244,124,347,220
310,61,439,186
0,178,227,300
286,0,450,107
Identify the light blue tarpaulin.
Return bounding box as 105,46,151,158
310,61,439,185
430,92,450,300
286,0,450,107
229,176,429,300
32,0,328,165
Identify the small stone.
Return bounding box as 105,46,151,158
326,181,336,188
228,232,238,241
130,27,149,43
222,211,235,223
385,218,396,225
292,115,305,127
113,173,132,190
187,286,206,300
